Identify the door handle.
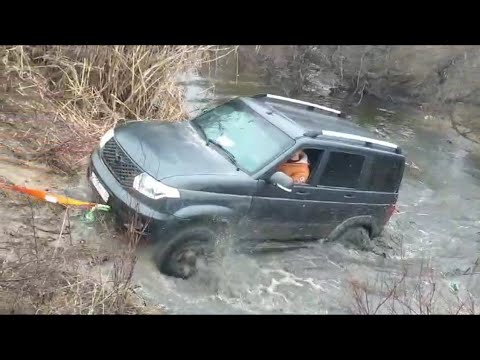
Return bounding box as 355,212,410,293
296,190,310,195
344,194,355,199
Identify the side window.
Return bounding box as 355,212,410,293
302,149,324,184
368,156,403,192
318,151,365,189
276,148,324,185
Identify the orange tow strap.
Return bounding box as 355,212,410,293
0,182,97,208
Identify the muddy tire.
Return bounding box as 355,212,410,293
337,226,372,250
152,224,222,279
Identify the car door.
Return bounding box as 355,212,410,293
247,146,373,241
246,148,325,241
302,148,371,239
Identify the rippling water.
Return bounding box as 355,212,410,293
132,70,480,314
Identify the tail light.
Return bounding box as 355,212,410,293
384,203,398,224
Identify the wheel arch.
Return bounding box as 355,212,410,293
172,204,239,227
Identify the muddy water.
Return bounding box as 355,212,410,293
124,70,480,314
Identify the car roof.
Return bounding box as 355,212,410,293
241,94,401,154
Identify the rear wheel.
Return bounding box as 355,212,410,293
152,224,222,279
337,226,372,250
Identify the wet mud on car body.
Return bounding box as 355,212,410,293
88,94,405,278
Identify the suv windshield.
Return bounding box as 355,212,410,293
191,99,295,174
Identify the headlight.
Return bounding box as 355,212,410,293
133,173,180,200
99,128,114,148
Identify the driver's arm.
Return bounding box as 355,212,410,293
290,166,310,184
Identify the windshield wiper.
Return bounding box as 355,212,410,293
191,122,240,170
191,121,208,141
207,139,239,169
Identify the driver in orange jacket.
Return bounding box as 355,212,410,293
278,150,310,184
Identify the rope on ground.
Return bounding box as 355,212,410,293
0,181,111,223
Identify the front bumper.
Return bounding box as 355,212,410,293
88,149,177,232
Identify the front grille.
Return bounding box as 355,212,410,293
102,138,142,187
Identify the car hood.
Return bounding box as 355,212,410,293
113,120,240,180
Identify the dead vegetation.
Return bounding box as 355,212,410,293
348,259,479,315
0,45,232,174
0,190,155,314
0,45,235,314
348,225,480,315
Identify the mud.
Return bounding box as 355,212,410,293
0,146,160,313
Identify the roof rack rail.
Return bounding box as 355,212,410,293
253,94,346,118
304,129,401,153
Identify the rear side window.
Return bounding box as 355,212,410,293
368,156,404,192
319,152,365,189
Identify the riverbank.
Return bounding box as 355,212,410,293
0,45,210,313
232,45,480,143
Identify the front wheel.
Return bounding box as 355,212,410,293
152,225,222,279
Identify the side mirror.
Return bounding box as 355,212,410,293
268,172,294,192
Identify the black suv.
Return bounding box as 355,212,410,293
88,94,405,278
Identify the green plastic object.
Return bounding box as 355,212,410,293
449,282,460,294
83,210,96,223
94,204,111,212
82,204,111,224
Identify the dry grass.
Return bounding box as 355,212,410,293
0,45,236,314
0,45,233,174
0,248,139,315
0,193,153,314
